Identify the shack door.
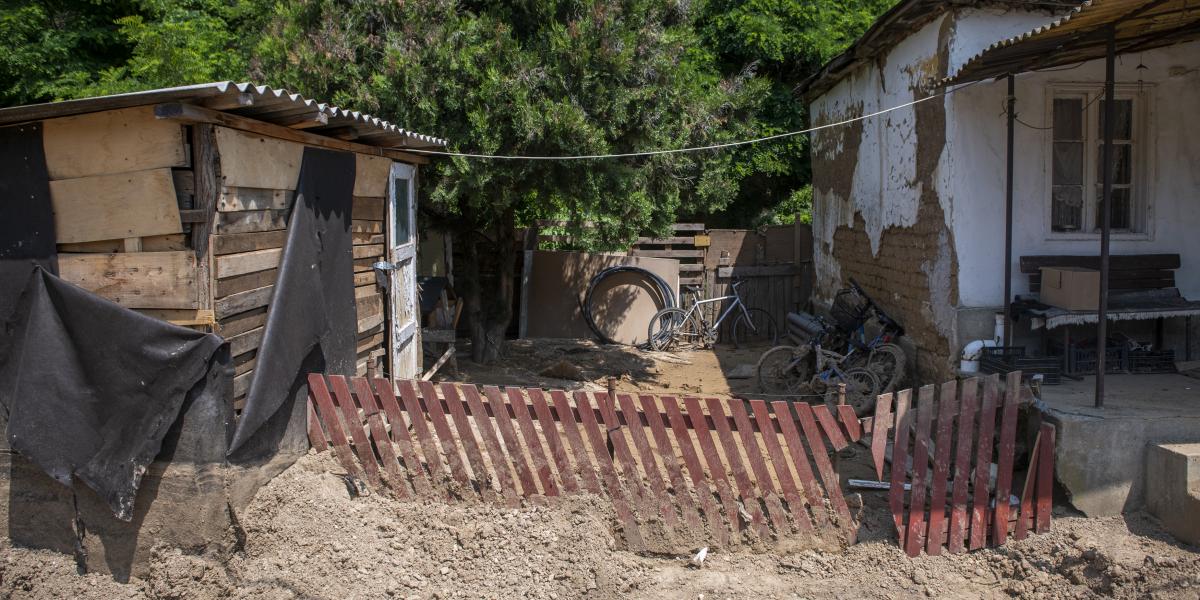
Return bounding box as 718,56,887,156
387,163,419,379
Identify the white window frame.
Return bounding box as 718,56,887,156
1042,82,1154,241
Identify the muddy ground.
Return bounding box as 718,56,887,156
3,342,1198,599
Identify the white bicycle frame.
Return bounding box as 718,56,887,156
674,286,756,340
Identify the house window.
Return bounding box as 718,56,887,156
1049,88,1145,234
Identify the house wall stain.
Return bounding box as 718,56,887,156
809,13,961,382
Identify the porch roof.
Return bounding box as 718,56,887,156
940,0,1200,85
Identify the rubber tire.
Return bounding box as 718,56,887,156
843,367,882,416
866,343,907,392
647,307,686,351
732,308,779,349
756,345,809,394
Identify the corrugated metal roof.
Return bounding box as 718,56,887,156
796,0,1075,99
941,0,1200,85
0,81,446,149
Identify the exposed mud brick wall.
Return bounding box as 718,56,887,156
810,16,961,382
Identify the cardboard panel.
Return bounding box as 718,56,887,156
58,251,199,309
354,154,392,197
214,127,303,190
523,250,678,345
42,106,187,180
49,168,182,244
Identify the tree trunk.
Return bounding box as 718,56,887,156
466,210,518,365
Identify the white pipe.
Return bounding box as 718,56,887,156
994,312,1006,346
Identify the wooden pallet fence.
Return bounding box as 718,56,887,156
871,372,1055,556
306,374,869,553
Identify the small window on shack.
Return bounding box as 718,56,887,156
1048,85,1148,237
393,175,413,246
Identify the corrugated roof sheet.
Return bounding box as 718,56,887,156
941,0,1200,85
0,81,446,149
796,0,1074,99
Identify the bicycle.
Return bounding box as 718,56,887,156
756,278,907,415
646,280,778,351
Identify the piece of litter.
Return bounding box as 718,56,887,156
690,546,708,568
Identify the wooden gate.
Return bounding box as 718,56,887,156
306,374,863,552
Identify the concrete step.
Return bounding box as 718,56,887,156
1145,443,1200,545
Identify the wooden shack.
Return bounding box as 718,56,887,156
0,82,443,405
0,82,445,578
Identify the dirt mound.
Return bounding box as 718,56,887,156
3,450,1198,599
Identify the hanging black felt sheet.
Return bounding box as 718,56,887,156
228,146,357,457
0,267,226,520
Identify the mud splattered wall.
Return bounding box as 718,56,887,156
810,14,961,381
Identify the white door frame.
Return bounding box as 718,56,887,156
387,162,419,379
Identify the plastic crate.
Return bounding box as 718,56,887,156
980,346,1062,385
1128,349,1177,374
1048,339,1128,375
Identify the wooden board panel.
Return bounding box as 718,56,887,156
216,285,273,318
57,233,188,253
947,379,979,554
354,154,392,197
217,209,289,235
353,244,385,260
43,106,187,180
352,197,386,221
218,187,294,212
228,327,264,358
216,248,283,279
925,380,959,556
214,127,303,190
351,219,384,234
213,230,287,255
50,168,182,244
58,251,198,309
216,306,267,337
216,268,278,299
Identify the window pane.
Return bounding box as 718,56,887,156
1095,143,1132,184
1098,99,1133,140
1053,142,1083,185
1052,186,1083,232
1053,98,1084,139
393,177,412,245
1095,187,1132,230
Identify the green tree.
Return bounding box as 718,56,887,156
255,0,769,362
696,0,896,227
0,0,265,105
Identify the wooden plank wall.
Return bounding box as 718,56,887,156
43,106,208,323
211,128,393,410
705,225,813,341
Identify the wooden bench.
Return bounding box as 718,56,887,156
1020,253,1180,293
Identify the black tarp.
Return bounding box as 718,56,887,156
0,267,225,520
228,146,357,458
0,122,56,330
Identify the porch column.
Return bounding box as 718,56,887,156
1003,74,1016,346
1096,25,1117,408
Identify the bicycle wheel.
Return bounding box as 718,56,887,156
731,308,779,349
842,367,881,416
866,343,907,392
647,308,703,351
756,345,810,394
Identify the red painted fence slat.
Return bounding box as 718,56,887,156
307,401,328,452
793,402,853,527
837,404,863,442
307,374,361,479
1015,431,1041,541
969,375,1000,551
483,386,538,497
992,372,1022,547
1036,423,1055,534
328,375,383,488
637,394,710,543
508,387,559,497
704,397,771,538
462,385,518,505
353,377,408,496
872,392,894,480
812,404,849,451
904,385,936,557
725,398,790,534
418,380,473,494
684,397,745,537
772,401,831,530
749,399,813,532
925,380,959,555
663,396,734,544
440,383,490,501
889,388,914,548
617,393,682,531
397,380,447,489
946,378,979,554
574,391,645,550
528,388,578,494
550,390,602,495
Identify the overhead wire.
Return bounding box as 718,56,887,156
399,79,985,160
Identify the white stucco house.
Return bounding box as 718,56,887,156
799,0,1200,382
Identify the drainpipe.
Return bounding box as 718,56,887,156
1003,74,1016,348
1096,25,1116,409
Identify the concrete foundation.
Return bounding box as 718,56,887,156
1145,443,1200,546
1038,374,1200,517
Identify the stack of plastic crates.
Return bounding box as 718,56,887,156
980,347,1063,385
